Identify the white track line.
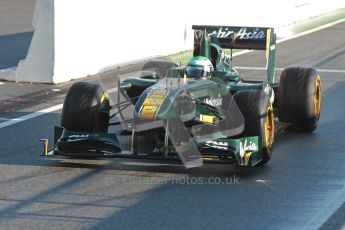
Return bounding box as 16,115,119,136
278,17,345,43
302,183,345,229
0,87,118,129
2,17,345,130
236,66,345,73
0,104,63,129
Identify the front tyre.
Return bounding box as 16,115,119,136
234,90,274,166
61,82,110,133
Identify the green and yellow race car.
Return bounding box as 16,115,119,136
47,25,322,168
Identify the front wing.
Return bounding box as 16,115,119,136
43,126,264,167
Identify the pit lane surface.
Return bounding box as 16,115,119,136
0,21,345,230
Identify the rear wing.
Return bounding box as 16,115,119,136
192,25,277,82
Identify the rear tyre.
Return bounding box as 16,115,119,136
234,90,274,166
278,67,321,132
61,82,110,133
142,60,177,79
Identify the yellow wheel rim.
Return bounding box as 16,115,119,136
264,104,274,148
314,75,321,116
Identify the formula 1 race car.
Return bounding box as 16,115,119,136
43,25,322,168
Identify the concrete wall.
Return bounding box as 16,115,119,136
16,0,54,83
11,0,345,83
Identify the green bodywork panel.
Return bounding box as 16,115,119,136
266,29,277,83
120,77,157,90
53,126,121,154
199,136,262,166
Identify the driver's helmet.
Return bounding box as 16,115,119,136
186,56,214,79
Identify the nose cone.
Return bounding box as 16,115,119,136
135,84,196,121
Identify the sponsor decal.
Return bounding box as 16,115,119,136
150,89,168,96
204,98,222,107
209,27,266,40
239,139,257,158
67,134,89,142
205,140,228,150
140,88,168,119
140,105,158,119
199,114,216,124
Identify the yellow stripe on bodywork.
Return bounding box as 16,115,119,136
143,98,164,106
243,151,251,166
40,139,48,156
140,105,158,119
200,114,216,124
100,92,109,103
140,88,168,120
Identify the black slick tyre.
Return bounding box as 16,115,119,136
234,90,274,166
278,67,321,132
61,82,110,133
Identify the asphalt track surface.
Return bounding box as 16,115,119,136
1,22,345,230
